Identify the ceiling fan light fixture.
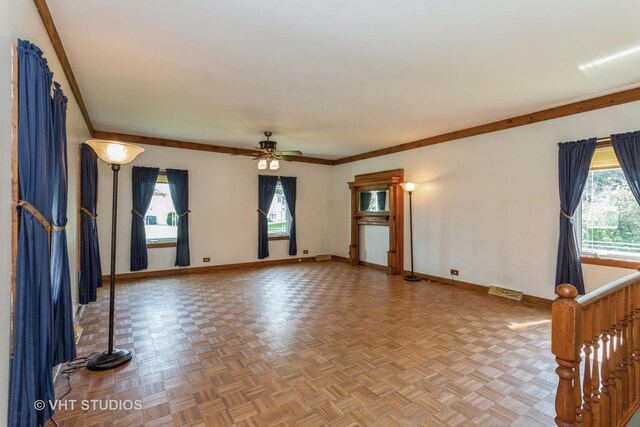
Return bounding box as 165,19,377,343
257,158,268,170
269,159,279,170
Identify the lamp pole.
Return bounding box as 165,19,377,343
405,189,421,281
85,140,144,371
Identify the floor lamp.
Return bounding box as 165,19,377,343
400,182,421,282
85,139,144,371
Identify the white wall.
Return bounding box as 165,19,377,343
331,101,640,300
359,225,388,266
0,1,91,423
95,146,333,274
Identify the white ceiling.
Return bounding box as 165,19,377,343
49,0,640,159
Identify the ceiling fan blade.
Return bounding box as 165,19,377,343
277,155,295,162
276,150,303,156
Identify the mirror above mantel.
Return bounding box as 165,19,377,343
347,169,404,275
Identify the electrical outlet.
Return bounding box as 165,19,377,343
203,257,211,262
450,269,459,276
303,249,309,254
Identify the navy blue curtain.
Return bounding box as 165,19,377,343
166,169,190,266
10,39,56,427
360,192,372,211
258,175,279,259
555,138,597,295
280,176,297,256
79,144,102,304
377,191,386,211
611,131,640,205
50,82,76,366
131,167,159,271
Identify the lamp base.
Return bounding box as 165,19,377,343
87,349,132,371
404,275,422,282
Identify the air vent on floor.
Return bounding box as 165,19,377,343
316,254,332,261
488,285,523,301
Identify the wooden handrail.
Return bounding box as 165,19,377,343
552,273,640,426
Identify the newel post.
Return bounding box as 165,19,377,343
552,284,582,427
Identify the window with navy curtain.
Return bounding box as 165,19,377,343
555,138,597,295
611,131,640,206
10,39,56,427
280,176,297,256
51,82,76,366
166,169,191,266
79,144,102,304
131,166,160,271
258,175,279,259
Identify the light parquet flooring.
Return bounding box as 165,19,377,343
50,261,556,426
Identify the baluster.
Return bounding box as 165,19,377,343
626,287,635,410
553,284,581,427
582,306,593,426
575,354,583,426
634,283,640,404
600,296,611,427
591,301,601,427
609,295,618,425
615,291,626,420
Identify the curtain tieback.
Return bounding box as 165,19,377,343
257,209,268,217
17,200,51,232
80,207,97,220
132,209,145,218
178,210,191,218
52,223,66,232
561,209,573,220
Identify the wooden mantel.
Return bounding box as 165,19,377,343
347,169,404,275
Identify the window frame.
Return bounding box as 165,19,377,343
267,179,291,241
146,171,177,249
579,144,640,269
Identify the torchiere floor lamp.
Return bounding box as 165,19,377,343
400,182,421,282
85,139,144,371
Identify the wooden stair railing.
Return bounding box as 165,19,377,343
552,272,640,426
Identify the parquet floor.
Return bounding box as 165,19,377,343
49,261,556,426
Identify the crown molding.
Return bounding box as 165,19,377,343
33,0,94,136
92,131,336,165
334,87,640,165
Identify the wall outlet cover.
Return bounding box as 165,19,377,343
450,269,459,276
203,257,211,262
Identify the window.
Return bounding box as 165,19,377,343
145,173,177,245
268,180,290,238
581,145,640,260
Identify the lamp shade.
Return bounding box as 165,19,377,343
400,182,419,193
85,139,145,165
269,159,280,170
257,159,268,170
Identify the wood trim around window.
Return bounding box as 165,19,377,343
269,235,289,241
147,241,177,249
581,255,640,270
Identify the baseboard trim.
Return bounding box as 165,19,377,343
332,255,350,264
102,256,318,283
358,260,387,271
401,270,552,309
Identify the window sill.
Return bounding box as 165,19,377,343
581,255,640,270
269,235,289,241
147,241,177,249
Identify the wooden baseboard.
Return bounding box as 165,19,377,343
358,260,387,271
332,255,350,264
400,270,552,309
103,256,317,283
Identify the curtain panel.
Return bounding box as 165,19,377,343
130,166,159,271
258,175,279,259
555,138,597,295
280,176,297,256
10,39,56,427
377,191,386,211
611,131,640,205
79,144,102,304
166,169,190,266
50,83,76,366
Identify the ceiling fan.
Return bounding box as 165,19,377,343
252,131,303,170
